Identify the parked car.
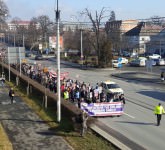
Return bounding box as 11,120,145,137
112,60,120,68
154,59,165,66
35,54,43,60
148,58,164,66
148,54,161,59
130,52,138,58
112,60,123,68
25,52,32,57
122,51,131,57
129,58,147,67
119,57,129,64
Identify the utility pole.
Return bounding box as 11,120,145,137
80,29,83,67
159,40,162,56
23,33,25,47
14,32,15,47
8,47,10,82
56,0,61,122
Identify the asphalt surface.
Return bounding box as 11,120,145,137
0,84,73,150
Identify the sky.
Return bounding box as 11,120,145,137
4,0,165,22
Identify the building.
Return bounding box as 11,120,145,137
7,21,40,31
146,28,165,56
124,22,163,54
105,20,138,35
105,20,139,53
62,22,92,32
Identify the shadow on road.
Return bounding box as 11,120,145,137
137,90,165,102
115,121,155,126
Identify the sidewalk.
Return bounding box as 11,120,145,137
0,85,73,150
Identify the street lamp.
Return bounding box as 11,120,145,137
80,29,83,65
56,0,61,122
159,40,162,56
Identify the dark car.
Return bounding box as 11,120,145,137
35,55,43,60
25,52,32,57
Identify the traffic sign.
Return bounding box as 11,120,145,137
118,57,122,68
118,57,122,63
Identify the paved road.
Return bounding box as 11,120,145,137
2,58,165,150
0,85,73,150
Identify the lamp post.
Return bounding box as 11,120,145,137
159,40,162,56
7,47,10,82
56,0,61,122
23,33,25,47
80,29,83,66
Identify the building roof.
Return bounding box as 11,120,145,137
124,22,162,36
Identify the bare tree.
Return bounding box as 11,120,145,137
36,15,52,51
63,28,80,50
0,0,9,23
82,7,113,67
0,0,9,42
27,17,41,50
10,17,22,46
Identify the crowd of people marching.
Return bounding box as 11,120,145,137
10,62,125,108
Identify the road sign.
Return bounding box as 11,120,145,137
118,57,122,68
118,57,122,63
39,44,42,50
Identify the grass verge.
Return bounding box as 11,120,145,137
0,123,13,150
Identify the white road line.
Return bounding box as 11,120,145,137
124,112,135,119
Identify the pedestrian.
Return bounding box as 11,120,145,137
160,71,164,81
1,72,5,87
63,89,69,101
75,88,80,108
9,88,15,104
100,90,106,102
119,94,126,104
1,78,5,87
154,103,165,126
80,110,88,137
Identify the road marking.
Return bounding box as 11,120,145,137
124,112,135,119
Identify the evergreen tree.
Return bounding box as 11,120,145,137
109,11,116,22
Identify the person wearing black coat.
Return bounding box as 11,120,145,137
9,88,15,104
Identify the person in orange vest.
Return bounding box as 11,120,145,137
154,103,165,126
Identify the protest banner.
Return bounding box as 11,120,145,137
81,102,124,117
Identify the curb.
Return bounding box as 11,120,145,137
90,121,147,150
91,125,131,150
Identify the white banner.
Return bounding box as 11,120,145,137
81,102,124,116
